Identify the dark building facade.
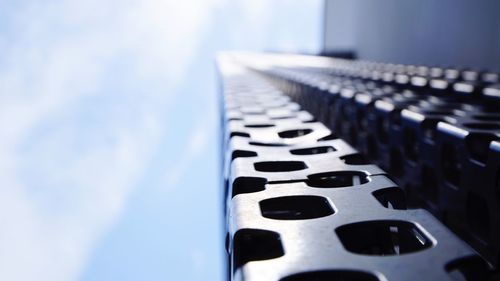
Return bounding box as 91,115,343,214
323,0,500,70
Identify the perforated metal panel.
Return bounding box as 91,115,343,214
217,54,495,281
240,53,500,270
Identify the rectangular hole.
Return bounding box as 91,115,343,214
442,142,461,187
231,150,258,160
446,257,490,281
280,270,380,281
307,171,369,188
465,134,496,165
230,131,250,138
466,192,490,242
249,141,288,147
254,161,308,172
260,195,334,220
278,129,313,138
232,177,266,198
290,146,336,155
421,165,438,202
340,153,370,165
336,220,433,256
372,187,407,210
232,229,284,273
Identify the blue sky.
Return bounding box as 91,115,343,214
0,1,322,280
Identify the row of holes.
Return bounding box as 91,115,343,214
259,189,405,221
403,125,498,167
252,160,372,181
239,99,500,219
404,163,493,243
243,119,319,129
231,146,338,160
231,128,315,139
232,170,373,198
362,106,500,167
227,79,492,281
371,133,498,243
366,119,500,220
232,175,405,211
250,65,496,279
364,116,499,243
231,226,489,280
260,195,333,220
231,146,360,162
295,103,500,261
232,220,433,266
244,133,337,147
228,113,299,123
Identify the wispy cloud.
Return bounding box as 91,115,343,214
0,0,322,280
0,0,222,280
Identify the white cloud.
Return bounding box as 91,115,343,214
0,0,320,280
0,0,222,280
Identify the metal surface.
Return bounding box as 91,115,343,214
217,54,494,281
242,53,500,270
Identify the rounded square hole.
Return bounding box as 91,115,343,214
446,256,490,281
271,115,294,120
260,195,334,220
244,124,275,128
230,131,250,138
290,146,336,155
376,116,389,143
366,134,378,159
421,165,438,203
278,129,313,139
442,142,461,187
280,270,380,281
348,126,359,146
307,171,369,188
318,133,337,141
465,134,495,165
336,220,433,256
231,150,257,160
249,141,288,147
496,167,500,204
254,161,308,172
340,153,370,165
232,229,284,272
232,177,267,198
372,187,407,210
389,148,405,177
390,110,402,128
422,119,439,141
403,127,418,162
466,192,490,242
357,109,368,130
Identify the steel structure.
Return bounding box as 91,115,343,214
218,53,499,281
